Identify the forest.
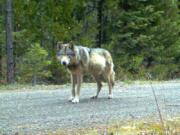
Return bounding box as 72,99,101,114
0,0,179,85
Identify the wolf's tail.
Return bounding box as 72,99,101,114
104,50,115,87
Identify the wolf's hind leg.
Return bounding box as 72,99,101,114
91,75,102,99
110,71,115,88
69,74,77,101
107,75,113,99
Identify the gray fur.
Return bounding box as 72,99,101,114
57,42,115,103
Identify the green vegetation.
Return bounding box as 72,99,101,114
19,43,51,85
0,0,179,84
108,1,180,80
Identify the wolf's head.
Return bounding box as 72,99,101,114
56,41,77,66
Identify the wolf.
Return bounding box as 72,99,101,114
56,41,115,103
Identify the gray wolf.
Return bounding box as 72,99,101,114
56,41,115,103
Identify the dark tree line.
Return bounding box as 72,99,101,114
6,0,14,83
0,0,179,84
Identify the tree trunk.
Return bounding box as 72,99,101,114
6,0,14,83
0,44,2,79
0,44,2,80
178,1,180,14
32,73,37,86
96,0,104,48
0,2,3,79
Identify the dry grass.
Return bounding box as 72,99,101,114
50,117,180,135
0,84,71,91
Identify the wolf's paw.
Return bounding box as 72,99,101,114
91,96,98,99
108,94,113,99
68,96,74,102
72,97,79,103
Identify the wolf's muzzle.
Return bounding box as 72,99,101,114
62,61,67,66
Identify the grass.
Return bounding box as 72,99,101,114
52,118,180,135
0,84,71,91
0,83,101,91
0,80,179,91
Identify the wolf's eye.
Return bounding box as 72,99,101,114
57,52,63,56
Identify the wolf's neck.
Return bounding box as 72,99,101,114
67,63,79,70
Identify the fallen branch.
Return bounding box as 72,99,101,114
147,73,166,134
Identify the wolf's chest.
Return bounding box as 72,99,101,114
67,64,79,70
67,62,89,74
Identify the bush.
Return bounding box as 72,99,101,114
19,43,51,85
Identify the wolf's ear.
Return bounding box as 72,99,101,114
69,41,74,50
57,41,63,50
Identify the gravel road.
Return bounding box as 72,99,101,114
0,81,180,134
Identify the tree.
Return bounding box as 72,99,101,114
0,1,4,79
96,0,104,47
1,0,179,84
6,0,14,83
13,0,84,84
107,0,180,79
20,43,51,85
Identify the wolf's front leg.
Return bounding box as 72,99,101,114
72,74,83,103
69,74,76,102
